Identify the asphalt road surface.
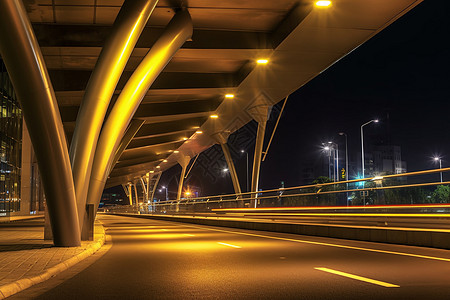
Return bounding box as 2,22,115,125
11,214,450,299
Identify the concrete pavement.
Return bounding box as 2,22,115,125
0,217,105,299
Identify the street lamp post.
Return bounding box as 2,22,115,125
323,145,332,180
434,157,443,183
162,185,168,201
327,142,339,182
360,119,379,180
360,119,378,206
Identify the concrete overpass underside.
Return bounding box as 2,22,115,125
0,0,422,246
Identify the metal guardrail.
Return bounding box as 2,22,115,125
104,168,450,216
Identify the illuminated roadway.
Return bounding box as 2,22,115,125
12,214,450,299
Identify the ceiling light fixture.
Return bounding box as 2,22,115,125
256,59,269,64
315,1,332,7
225,94,235,99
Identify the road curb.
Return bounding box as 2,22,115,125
0,225,106,299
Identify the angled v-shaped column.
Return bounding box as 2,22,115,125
0,0,80,246
70,0,159,231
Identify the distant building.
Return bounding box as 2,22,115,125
372,145,407,175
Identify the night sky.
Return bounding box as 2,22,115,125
256,0,450,189
113,0,450,199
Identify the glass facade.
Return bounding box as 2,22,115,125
0,59,22,213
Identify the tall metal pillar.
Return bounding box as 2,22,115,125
86,10,193,231
247,96,272,208
70,0,158,232
0,0,80,246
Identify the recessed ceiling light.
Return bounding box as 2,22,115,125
150,170,154,173
174,150,179,153
256,59,269,64
156,166,161,169
195,130,203,134
183,137,188,140
210,114,219,119
225,94,235,99
163,159,168,162
315,1,332,7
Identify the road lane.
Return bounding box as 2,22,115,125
11,214,450,299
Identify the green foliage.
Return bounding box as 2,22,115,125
431,185,450,203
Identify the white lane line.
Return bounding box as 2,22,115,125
315,267,399,288
183,225,450,262
217,242,241,249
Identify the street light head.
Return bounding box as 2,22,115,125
324,146,330,151
223,168,229,172
162,186,166,189
240,150,244,153
338,132,345,136
374,119,379,123
434,157,440,161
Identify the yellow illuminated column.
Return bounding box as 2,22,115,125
70,0,158,232
85,10,193,234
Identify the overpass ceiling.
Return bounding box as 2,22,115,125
24,0,423,186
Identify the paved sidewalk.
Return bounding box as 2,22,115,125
0,217,105,299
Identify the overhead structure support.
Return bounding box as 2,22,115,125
0,0,80,246
176,155,191,208
86,10,193,228
69,0,158,232
247,97,272,208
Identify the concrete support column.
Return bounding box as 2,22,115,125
212,132,242,197
0,0,80,246
247,95,272,208
133,182,139,205
127,184,133,206
220,143,242,196
140,177,148,202
20,121,32,216
176,155,191,212
212,132,242,196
